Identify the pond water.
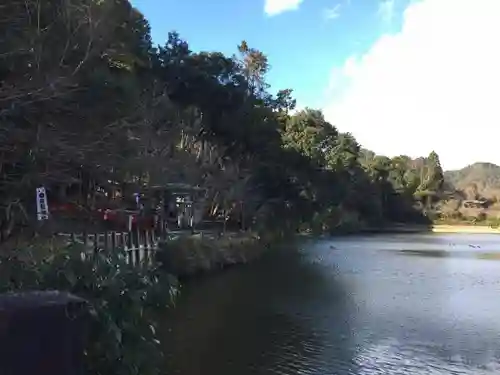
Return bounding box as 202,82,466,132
162,233,500,374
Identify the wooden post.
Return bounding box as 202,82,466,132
83,230,88,249
128,232,134,266
111,231,116,251
124,232,131,265
149,230,156,267
0,291,88,375
93,232,99,254
137,228,143,265
104,231,109,251
134,228,139,266
145,230,151,264
127,215,133,232
223,209,227,235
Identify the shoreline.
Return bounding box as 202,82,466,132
431,224,500,234
363,223,500,235
361,224,430,234
158,223,500,279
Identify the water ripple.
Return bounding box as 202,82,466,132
163,233,500,375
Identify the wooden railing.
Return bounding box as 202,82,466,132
58,229,160,267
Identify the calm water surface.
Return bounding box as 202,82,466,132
162,233,500,374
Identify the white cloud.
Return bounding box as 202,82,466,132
323,0,500,170
378,0,396,24
264,0,303,16
324,4,341,20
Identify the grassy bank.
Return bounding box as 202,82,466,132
156,232,281,279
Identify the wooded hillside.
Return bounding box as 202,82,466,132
444,163,500,200
0,0,442,243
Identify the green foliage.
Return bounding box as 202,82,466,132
417,151,444,195
0,245,177,375
0,0,437,241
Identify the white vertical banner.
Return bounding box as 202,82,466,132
36,186,50,221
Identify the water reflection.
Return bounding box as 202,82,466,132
396,249,500,260
397,249,449,257
162,234,500,375
162,247,359,375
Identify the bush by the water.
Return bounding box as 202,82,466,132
0,244,177,375
156,233,264,277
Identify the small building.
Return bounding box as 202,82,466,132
463,199,489,209
146,183,206,230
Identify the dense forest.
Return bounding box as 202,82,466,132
0,0,454,242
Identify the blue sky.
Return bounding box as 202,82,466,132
130,0,500,170
131,0,407,109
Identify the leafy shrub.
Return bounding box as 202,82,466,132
0,244,178,375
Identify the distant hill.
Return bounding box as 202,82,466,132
444,162,500,200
